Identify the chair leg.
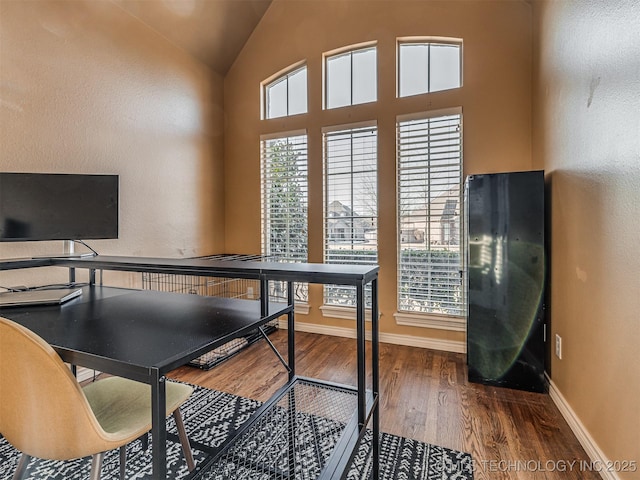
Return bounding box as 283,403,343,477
90,452,105,480
119,445,127,480
12,453,31,480
173,409,195,471
140,432,148,451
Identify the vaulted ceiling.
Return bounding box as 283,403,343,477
115,0,272,75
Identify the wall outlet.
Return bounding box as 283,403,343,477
247,286,254,299
555,334,563,359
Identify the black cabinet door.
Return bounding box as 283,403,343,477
466,170,546,392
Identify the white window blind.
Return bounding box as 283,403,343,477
323,124,377,307
261,133,309,301
397,112,464,316
264,66,307,119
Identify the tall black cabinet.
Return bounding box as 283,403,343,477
466,170,547,392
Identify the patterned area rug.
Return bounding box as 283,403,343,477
0,383,474,480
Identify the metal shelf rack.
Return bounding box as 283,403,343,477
194,377,367,480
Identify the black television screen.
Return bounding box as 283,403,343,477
0,173,119,242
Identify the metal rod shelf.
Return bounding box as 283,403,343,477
189,377,378,480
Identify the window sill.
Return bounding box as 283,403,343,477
393,311,466,332
319,304,377,321
294,302,310,315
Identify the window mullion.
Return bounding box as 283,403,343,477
427,43,431,93
285,75,290,116
350,51,354,106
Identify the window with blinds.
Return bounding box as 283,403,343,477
323,124,377,307
261,133,309,302
397,111,464,316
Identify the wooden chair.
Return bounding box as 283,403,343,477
0,317,195,480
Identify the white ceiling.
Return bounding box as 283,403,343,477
115,0,272,75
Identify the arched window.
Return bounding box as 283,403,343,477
324,44,377,109
263,64,307,119
398,39,462,97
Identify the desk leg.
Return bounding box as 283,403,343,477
371,277,380,480
151,369,167,480
287,280,295,381
356,284,365,427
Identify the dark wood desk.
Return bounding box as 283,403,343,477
1,255,379,480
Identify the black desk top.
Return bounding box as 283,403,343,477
1,285,290,381
1,255,379,285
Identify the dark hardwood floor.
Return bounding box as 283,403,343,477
169,330,600,480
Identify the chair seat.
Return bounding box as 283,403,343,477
83,377,193,441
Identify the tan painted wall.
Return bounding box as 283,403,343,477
533,0,640,476
0,0,225,288
224,0,533,341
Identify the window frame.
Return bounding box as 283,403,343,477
397,37,463,98
262,63,308,120
323,42,378,110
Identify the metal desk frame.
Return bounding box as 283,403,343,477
1,255,379,480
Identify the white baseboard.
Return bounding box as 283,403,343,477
278,319,466,353
547,375,620,480
380,330,466,353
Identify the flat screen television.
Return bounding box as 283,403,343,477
0,172,119,242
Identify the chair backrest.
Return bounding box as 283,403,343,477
0,317,113,460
